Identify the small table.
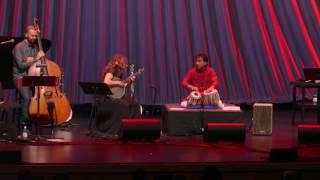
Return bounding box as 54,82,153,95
291,80,320,125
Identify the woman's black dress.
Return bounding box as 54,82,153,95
95,68,141,136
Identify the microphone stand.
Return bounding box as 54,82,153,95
200,94,206,134
188,91,206,135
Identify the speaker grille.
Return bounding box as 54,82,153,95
253,103,273,135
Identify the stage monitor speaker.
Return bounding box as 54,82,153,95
269,148,298,162
0,122,17,139
297,124,320,144
0,150,21,164
253,103,273,136
121,118,160,141
204,122,246,142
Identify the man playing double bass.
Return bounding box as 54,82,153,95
12,25,45,129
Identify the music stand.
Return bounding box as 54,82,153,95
79,82,112,129
21,76,58,140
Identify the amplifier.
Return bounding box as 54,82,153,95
253,103,273,135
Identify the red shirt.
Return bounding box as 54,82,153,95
182,66,218,92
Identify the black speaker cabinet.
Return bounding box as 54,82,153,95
0,150,21,164
298,124,320,144
121,118,160,140
204,122,246,142
253,103,273,135
0,122,17,139
269,148,298,162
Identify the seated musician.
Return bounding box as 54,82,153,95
181,53,224,108
12,25,45,129
94,54,141,139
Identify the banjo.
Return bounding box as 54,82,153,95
110,65,144,99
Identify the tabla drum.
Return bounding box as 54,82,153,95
186,91,202,109
203,89,220,109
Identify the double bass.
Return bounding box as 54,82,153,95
28,17,72,125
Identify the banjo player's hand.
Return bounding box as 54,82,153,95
129,75,136,82
119,81,127,87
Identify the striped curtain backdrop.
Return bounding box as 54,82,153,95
0,0,319,104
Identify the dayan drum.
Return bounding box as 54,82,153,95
203,89,220,105
187,91,202,106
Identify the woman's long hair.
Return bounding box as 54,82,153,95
102,54,128,79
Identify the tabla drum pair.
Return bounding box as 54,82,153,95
186,90,220,109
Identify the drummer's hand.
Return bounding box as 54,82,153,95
205,86,215,92
189,85,199,92
35,50,45,60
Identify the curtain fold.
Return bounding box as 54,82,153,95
0,0,319,104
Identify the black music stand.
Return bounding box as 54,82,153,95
21,76,58,140
79,82,112,129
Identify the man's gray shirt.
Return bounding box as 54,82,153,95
12,40,38,80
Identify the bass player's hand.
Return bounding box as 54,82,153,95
35,50,45,60
26,57,37,64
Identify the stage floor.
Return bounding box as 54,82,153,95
1,104,320,179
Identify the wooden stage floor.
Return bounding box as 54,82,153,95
1,104,320,179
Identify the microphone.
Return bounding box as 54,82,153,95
0,39,15,45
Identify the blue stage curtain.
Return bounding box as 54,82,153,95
0,0,319,104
